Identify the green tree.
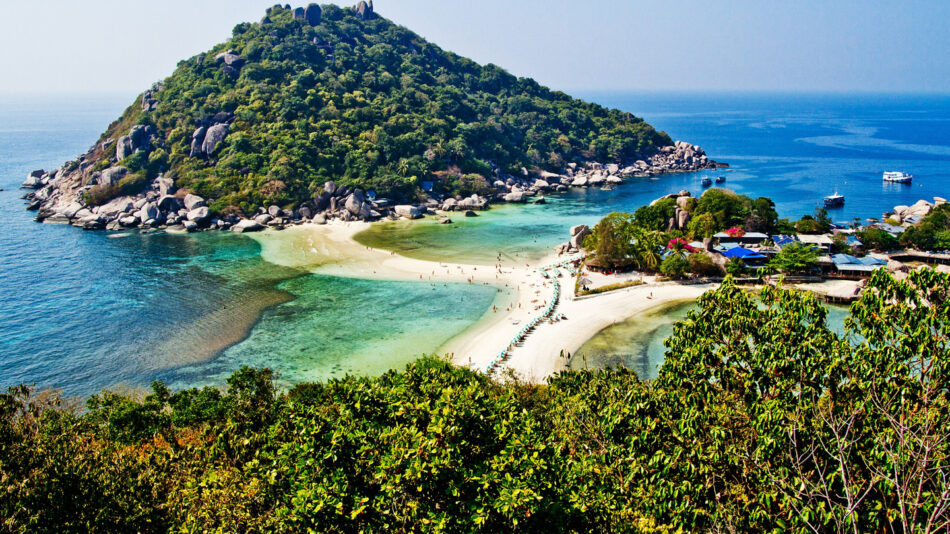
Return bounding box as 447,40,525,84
725,257,746,276
858,227,899,251
584,212,636,269
633,198,676,232
769,242,819,273
693,189,752,229
745,196,779,233
687,212,717,240
660,253,689,279
688,252,719,276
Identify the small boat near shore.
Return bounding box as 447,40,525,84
716,175,726,184
883,171,912,184
824,191,845,208
701,176,712,187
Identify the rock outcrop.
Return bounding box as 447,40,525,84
99,166,128,187
394,205,424,219
889,198,945,224
232,219,265,233
21,170,44,189
569,224,590,250
202,124,229,156
354,0,374,20
214,50,245,78
304,3,322,25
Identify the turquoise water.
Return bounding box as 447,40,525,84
1,92,948,395
170,275,495,391
571,301,851,380
0,95,495,396
358,92,950,263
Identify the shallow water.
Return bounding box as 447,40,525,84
170,274,496,390
571,300,851,380
1,92,947,395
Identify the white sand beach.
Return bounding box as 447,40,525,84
251,221,715,382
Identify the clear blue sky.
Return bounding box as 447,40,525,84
1,0,947,95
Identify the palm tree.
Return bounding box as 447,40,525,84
396,158,410,176
630,229,661,272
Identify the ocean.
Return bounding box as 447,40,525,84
1,92,948,395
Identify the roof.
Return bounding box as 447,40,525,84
714,232,735,239
831,254,887,271
835,264,881,273
743,232,769,239
688,241,705,250
715,242,743,251
772,234,798,247
797,234,835,245
875,224,905,235
722,247,767,260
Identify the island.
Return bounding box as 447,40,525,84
21,2,722,233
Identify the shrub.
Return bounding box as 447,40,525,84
660,253,689,279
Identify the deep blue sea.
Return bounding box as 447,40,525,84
1,92,948,396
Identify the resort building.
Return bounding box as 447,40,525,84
830,254,887,275
771,234,798,248
719,246,768,268
796,234,835,253
713,231,769,246
872,223,905,236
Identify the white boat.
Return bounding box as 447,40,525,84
883,171,913,184
823,191,845,208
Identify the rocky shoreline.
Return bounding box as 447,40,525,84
21,129,724,234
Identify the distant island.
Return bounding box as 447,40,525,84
21,2,721,233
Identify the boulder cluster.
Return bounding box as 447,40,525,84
554,225,592,255
115,124,154,161
189,112,234,158
213,50,246,79
485,141,722,203
140,83,162,112
22,134,722,236
885,197,946,224
264,4,322,26
651,190,694,231
22,121,162,222
23,169,225,232
354,1,375,20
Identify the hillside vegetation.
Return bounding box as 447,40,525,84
88,3,671,214
2,269,948,532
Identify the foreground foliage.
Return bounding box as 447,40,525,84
1,269,948,532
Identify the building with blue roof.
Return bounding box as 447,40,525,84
772,234,798,248
831,254,887,274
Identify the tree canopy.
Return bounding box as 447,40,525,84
89,4,673,213
2,269,948,532
769,241,820,273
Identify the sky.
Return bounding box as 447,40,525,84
0,0,947,95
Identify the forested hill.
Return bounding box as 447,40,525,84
38,2,675,214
